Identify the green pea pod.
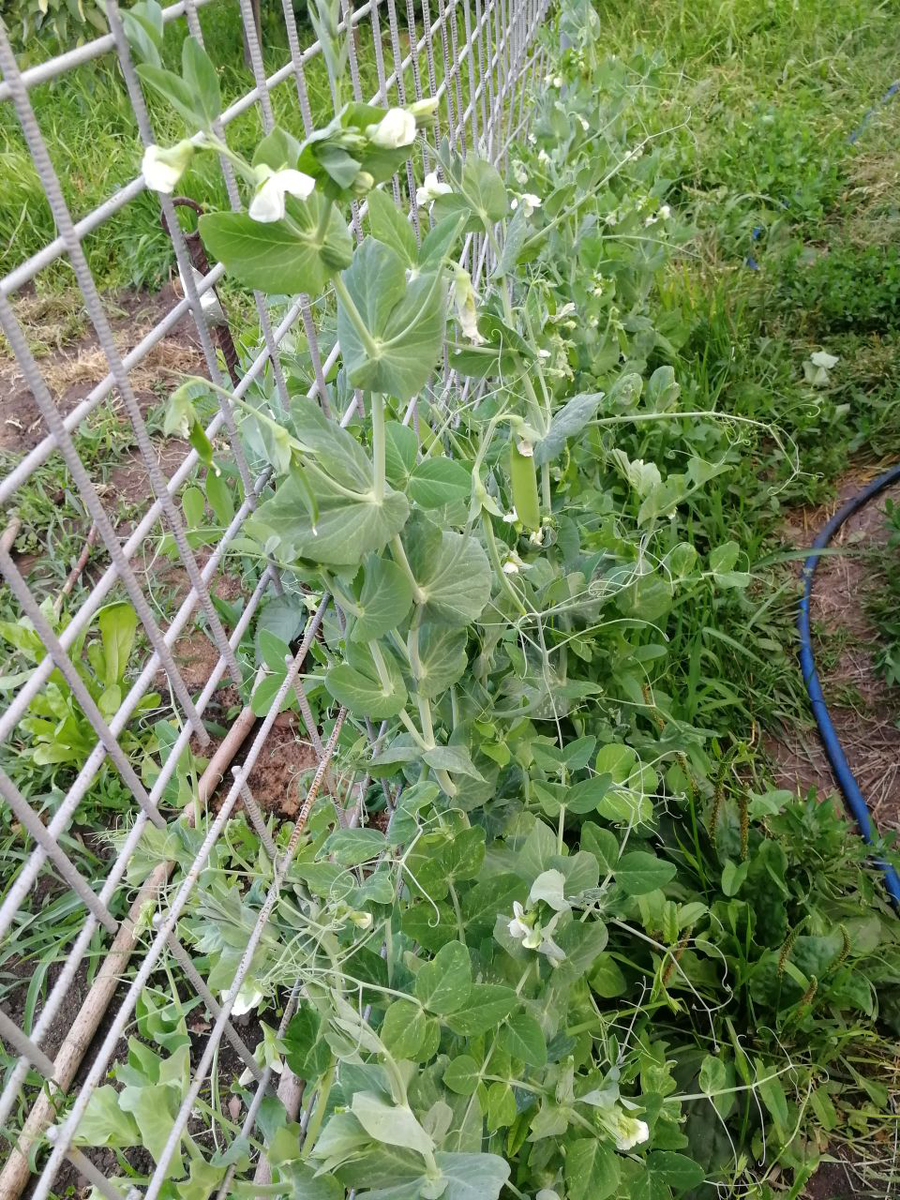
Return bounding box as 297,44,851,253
509,439,540,531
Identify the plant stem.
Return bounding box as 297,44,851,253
391,535,425,603
371,393,386,503
481,510,528,616
541,460,552,514
398,707,429,749
315,195,333,243
369,639,394,696
333,272,380,361
300,1062,335,1158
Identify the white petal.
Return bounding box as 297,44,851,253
278,168,316,201
249,176,286,223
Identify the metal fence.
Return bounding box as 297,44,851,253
0,0,548,1194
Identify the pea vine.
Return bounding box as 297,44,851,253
57,4,900,1199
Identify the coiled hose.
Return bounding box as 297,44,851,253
798,462,900,907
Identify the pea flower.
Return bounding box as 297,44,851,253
415,170,453,208
409,96,439,119
506,901,566,965
595,1102,650,1152
352,170,375,196
508,901,541,946
453,265,485,344
225,980,264,1017
249,165,316,223
659,204,672,219
367,107,417,149
142,140,194,194
511,193,542,218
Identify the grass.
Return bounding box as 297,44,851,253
591,0,900,745
0,4,381,290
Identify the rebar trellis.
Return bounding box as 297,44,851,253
0,0,549,1193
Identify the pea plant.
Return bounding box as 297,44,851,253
59,4,900,1198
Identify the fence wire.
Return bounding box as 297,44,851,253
0,0,548,1193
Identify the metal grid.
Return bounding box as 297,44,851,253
0,0,548,1194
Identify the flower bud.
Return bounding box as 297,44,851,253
409,96,439,120
367,107,417,149
352,169,375,196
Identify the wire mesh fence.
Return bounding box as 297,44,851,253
0,0,548,1194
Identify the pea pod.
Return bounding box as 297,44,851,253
509,438,540,532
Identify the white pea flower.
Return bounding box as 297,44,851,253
537,148,551,167
604,211,619,227
226,982,264,1017
348,910,373,930
659,204,672,219
513,161,528,185
415,170,453,208
367,107,417,149
644,214,658,227
578,116,590,132
537,348,551,359
249,165,316,223
453,266,485,345
502,508,519,524
511,192,542,218
596,1104,650,1152
409,96,439,118
507,900,540,944
142,140,194,194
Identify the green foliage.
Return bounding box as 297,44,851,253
0,600,159,772
24,2,900,1199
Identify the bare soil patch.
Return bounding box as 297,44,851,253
0,283,205,456
766,468,900,830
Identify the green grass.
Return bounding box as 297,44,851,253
591,0,900,738
0,3,381,289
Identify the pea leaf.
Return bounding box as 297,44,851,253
350,1092,434,1155
350,555,413,642
422,744,484,781
326,647,407,719
416,622,468,698
337,239,446,402
248,471,409,567
444,984,516,1035
647,1151,705,1192
200,194,353,295
71,1085,141,1147
565,1138,620,1200
367,187,417,267
291,396,373,492
534,392,604,465
181,36,220,127
461,873,524,934
499,1012,547,1068
324,827,387,866
443,1055,481,1096
485,1082,517,1131
415,940,472,1015
408,457,472,509
407,529,492,626
385,420,418,486
436,1151,511,1200
616,852,677,896
381,1000,426,1059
